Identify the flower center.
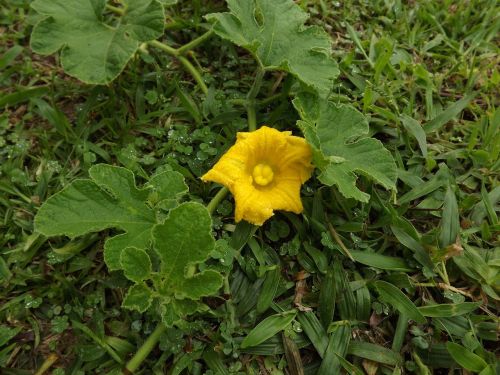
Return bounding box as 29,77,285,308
252,163,274,186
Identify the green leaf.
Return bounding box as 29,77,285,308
160,299,201,327
373,280,426,323
347,341,402,366
350,250,413,272
148,170,189,208
297,311,329,358
122,284,153,313
206,0,338,96
35,164,157,271
400,115,428,157
241,310,296,348
152,202,223,299
0,325,22,347
446,342,488,373
0,257,12,283
418,302,481,317
293,94,397,202
318,322,351,375
30,0,164,84
439,185,459,248
424,93,476,133
120,247,152,283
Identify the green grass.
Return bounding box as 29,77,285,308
1,0,499,374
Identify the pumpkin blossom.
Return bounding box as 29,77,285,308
201,126,313,225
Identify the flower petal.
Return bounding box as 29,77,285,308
233,182,274,225
201,141,253,189
201,126,314,225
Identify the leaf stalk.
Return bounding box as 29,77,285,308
123,323,166,374
206,187,229,215
246,66,265,131
147,40,209,94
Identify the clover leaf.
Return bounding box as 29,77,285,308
30,0,164,84
293,94,397,202
34,164,187,270
206,0,338,96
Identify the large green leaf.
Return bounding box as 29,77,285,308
293,94,397,202
34,165,187,271
30,0,164,84
206,0,338,96
152,202,223,300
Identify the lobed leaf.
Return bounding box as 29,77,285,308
293,94,397,202
120,247,152,283
152,202,223,300
206,0,338,96
122,284,153,313
34,165,187,271
30,0,164,84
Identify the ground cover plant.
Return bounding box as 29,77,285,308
0,0,499,374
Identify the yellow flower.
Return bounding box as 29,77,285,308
201,126,313,225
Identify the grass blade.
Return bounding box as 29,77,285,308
373,281,426,323
418,302,481,317
297,311,329,358
424,93,475,133
318,322,351,375
347,341,402,366
241,310,296,349
446,342,488,373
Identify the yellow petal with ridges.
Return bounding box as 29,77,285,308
201,126,313,225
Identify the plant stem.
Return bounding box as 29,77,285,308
177,55,209,95
246,66,265,131
247,105,257,132
206,187,229,215
123,323,166,374
177,29,214,55
148,39,178,56
105,4,125,15
34,353,58,375
224,275,237,328
147,41,208,94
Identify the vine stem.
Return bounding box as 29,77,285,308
246,66,265,131
105,0,214,92
177,55,209,95
177,29,214,55
123,323,166,374
105,4,125,15
207,187,229,215
148,40,209,95
34,353,58,375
